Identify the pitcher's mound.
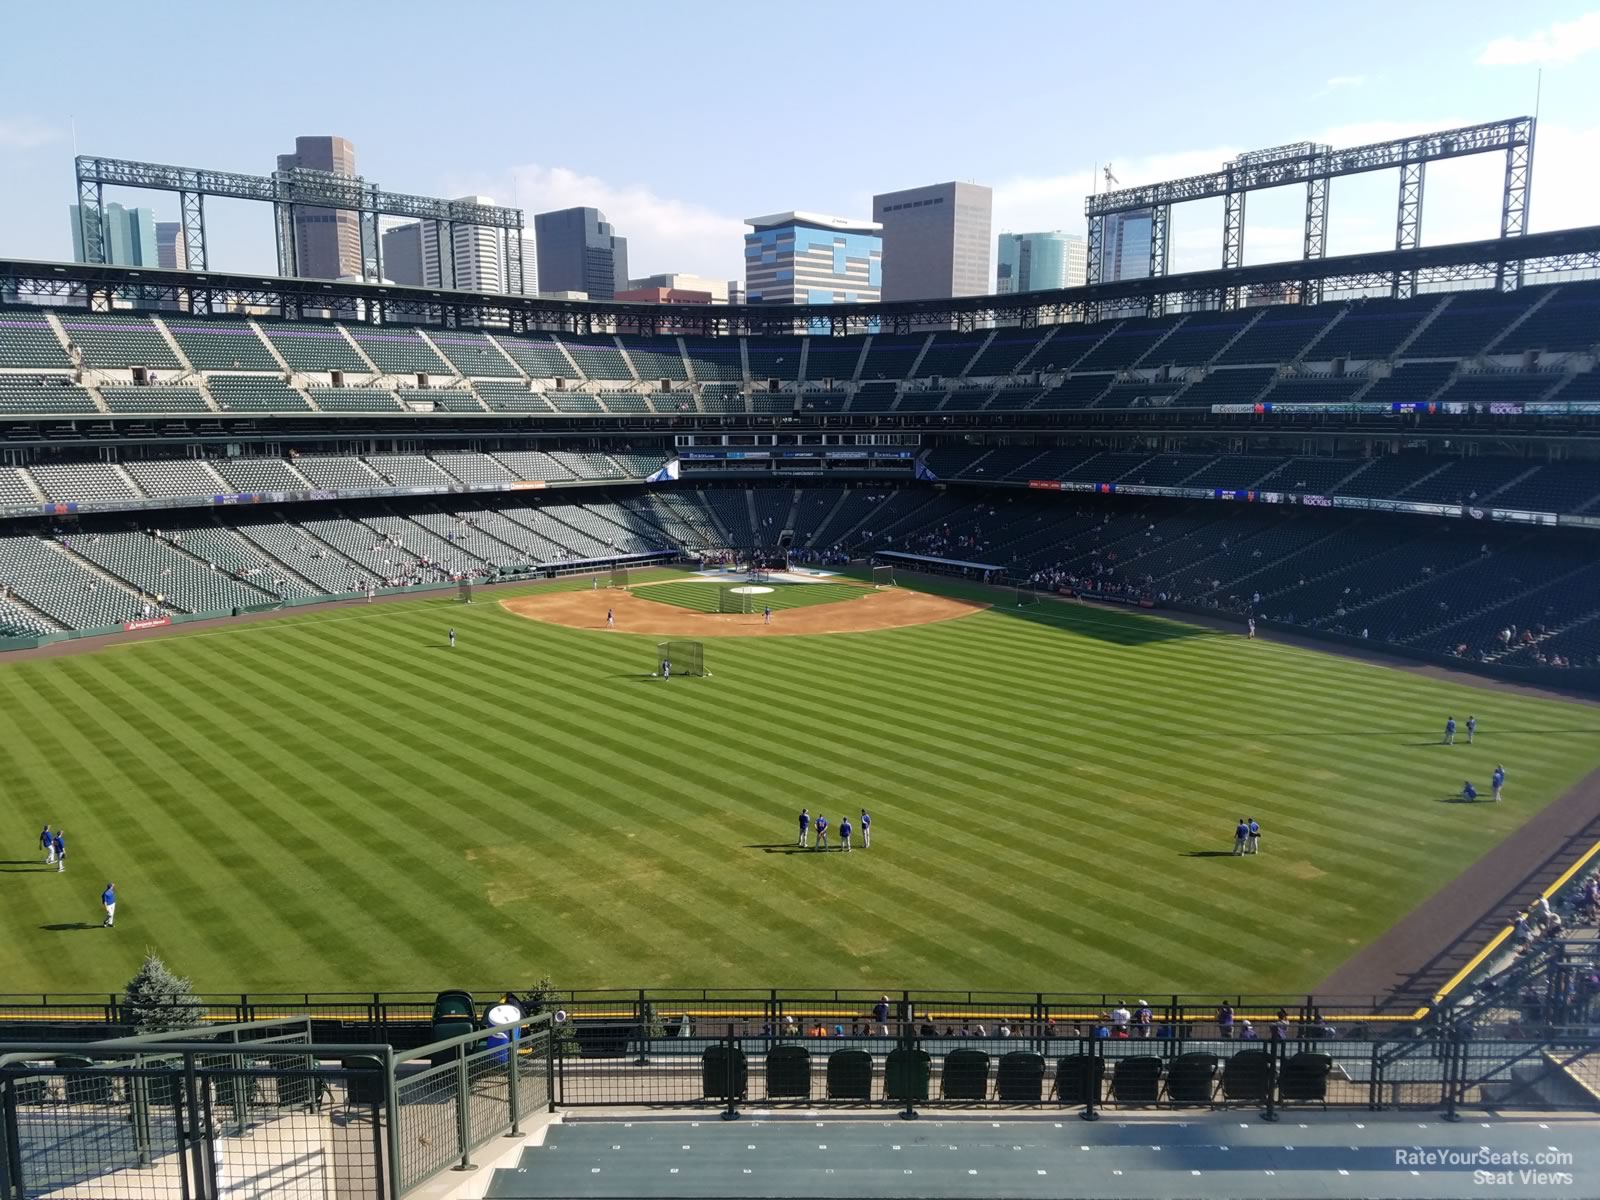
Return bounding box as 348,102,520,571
501,586,987,637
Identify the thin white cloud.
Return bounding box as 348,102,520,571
1324,75,1366,88
445,164,747,283
0,116,60,150
1478,10,1600,65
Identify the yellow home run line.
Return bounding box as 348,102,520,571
1426,836,1600,1007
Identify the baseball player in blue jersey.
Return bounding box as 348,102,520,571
1232,819,1249,855
53,830,65,873
859,809,871,849
102,882,116,928
40,824,54,864
814,815,829,850
797,808,810,848
1492,764,1506,802
1444,716,1456,745
1465,715,1476,744
839,815,852,852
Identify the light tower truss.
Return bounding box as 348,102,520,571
73,155,527,292
1084,118,1534,305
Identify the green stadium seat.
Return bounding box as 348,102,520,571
700,1045,748,1101
825,1049,874,1100
0,312,72,367
207,376,311,412
994,1051,1045,1104
1110,1056,1164,1106
1220,1049,1273,1104
165,320,279,370
1053,1055,1105,1106
1163,1052,1219,1106
764,1045,812,1099
346,327,449,375
58,314,179,369
1278,1052,1332,1107
884,1046,930,1104
939,1049,990,1101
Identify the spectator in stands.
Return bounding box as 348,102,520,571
1110,1001,1131,1035
1134,1001,1153,1038
873,996,890,1035
1216,1001,1235,1039
1239,1020,1259,1042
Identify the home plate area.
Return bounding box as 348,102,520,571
486,1114,1593,1199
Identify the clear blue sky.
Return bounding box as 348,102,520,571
2,0,1595,286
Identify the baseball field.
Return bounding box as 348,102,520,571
1,567,1596,997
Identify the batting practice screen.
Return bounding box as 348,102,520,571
716,585,754,614
872,565,896,587
657,640,706,676
458,579,474,603
610,566,630,588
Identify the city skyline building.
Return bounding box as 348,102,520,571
743,211,881,307
627,272,731,304
275,135,362,280
871,181,992,303
996,230,1085,294
70,202,158,267
154,221,187,271
533,207,628,301
1100,209,1154,282
380,222,424,286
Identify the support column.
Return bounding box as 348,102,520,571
179,189,207,270
76,177,107,264
1302,164,1329,305
1146,204,1171,317
1221,177,1245,310
1497,133,1532,292
1393,152,1424,298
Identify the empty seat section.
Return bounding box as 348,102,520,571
208,376,310,411
549,392,604,413
57,314,179,369
598,391,649,413
916,333,986,379
491,452,574,482
1216,306,1338,364
1031,377,1109,409
354,513,486,574
1138,311,1256,367
1253,457,1366,494
607,453,667,478
399,387,483,412
937,389,989,412
803,339,863,383
648,390,700,414
547,451,625,481
1302,296,1431,360
475,381,553,412
1120,454,1218,487
28,463,138,503
233,517,380,590
681,341,744,382
1547,372,1600,407
1397,458,1531,504
1030,325,1109,372
1181,455,1285,489
0,376,98,413
428,330,518,376
1359,361,1455,407
165,525,321,598
1490,463,1600,513
307,387,403,412
295,457,380,490
0,534,141,628
936,387,997,411
1341,456,1435,498
164,320,278,370
1175,367,1275,407
1492,281,1600,354
1097,379,1186,409
214,458,310,493
0,597,56,636
433,453,518,485
346,328,449,374
0,312,72,368
0,468,41,507
125,461,224,498
699,384,745,414
1013,447,1103,480
490,334,579,379
1431,372,1564,407
1405,292,1529,358
967,328,1053,375
296,514,429,581
64,529,275,613
699,491,753,544
558,336,631,380
1074,316,1182,371
619,338,689,382
99,385,210,413
259,323,369,372
746,339,804,382
749,392,792,414
1256,374,1372,406
363,455,455,489
859,335,927,380
797,390,847,414
850,382,898,412
1077,450,1155,481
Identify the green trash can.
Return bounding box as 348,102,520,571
885,1047,930,1103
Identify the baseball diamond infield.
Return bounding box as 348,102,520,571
499,582,988,636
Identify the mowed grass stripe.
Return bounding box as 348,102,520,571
1,577,1596,993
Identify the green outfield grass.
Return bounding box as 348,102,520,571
1,575,1596,996
632,579,866,613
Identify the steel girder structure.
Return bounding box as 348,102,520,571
73,156,524,286
4,226,1595,334
1084,117,1534,305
